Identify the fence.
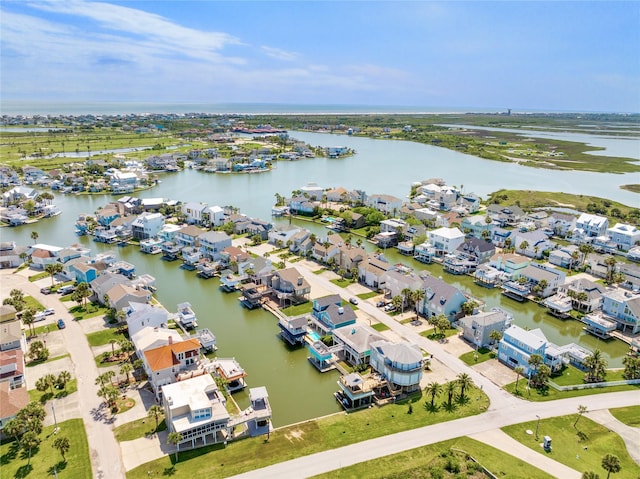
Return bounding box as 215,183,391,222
549,378,640,391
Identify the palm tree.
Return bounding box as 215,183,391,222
57,370,71,390
489,330,503,348
21,430,41,465
22,308,36,338
569,250,580,274
45,263,63,286
603,256,617,284
574,405,588,428
148,405,164,431
76,282,91,307
579,243,594,268
445,381,457,407
584,349,607,383
120,363,133,384
167,432,183,462
601,454,621,479
528,354,543,375
514,366,524,394
424,381,442,408
52,436,70,462
30,231,39,244
518,240,529,254
581,472,600,479
401,288,412,312
456,373,473,401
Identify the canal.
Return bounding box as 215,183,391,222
3,130,637,424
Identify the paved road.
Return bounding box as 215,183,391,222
227,391,639,479
1,270,126,479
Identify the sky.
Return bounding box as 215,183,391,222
1,1,639,113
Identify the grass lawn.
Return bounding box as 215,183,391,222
371,323,390,332
28,379,77,404
114,395,136,415
356,291,379,300
127,386,490,479
502,415,640,479
420,328,458,340
280,301,313,317
32,323,61,336
551,365,626,386
114,418,167,442
28,271,50,282
313,268,327,275
330,278,353,288
23,295,45,311
69,303,109,320
503,381,640,401
0,418,91,479
609,406,640,427
310,436,554,479
459,347,496,366
26,353,70,368
86,327,128,347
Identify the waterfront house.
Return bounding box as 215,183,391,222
574,213,609,239
618,262,640,291
219,246,251,272
498,325,558,376
245,218,272,240
458,192,481,214
288,229,312,254
366,194,403,215
106,283,152,311
336,372,376,410
459,309,509,349
337,245,367,272
369,339,424,394
417,273,467,321
175,225,206,249
131,212,164,240
454,237,495,264
601,289,640,334
606,223,640,252
90,271,130,303
278,315,308,345
310,295,356,334
332,324,385,366
67,261,100,284
162,374,230,448
380,218,408,235
269,267,311,305
460,215,493,239
413,241,436,264
287,196,316,215
490,227,512,248
427,227,465,257
312,242,340,264
158,223,182,243
559,278,604,313
358,255,392,289
325,187,349,203
213,357,247,392
199,231,232,261
2,186,37,207
518,263,565,298
125,302,170,338
131,326,182,356
299,182,324,200
373,231,398,249
489,252,529,279
144,336,202,400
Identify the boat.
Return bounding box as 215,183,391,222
176,302,198,329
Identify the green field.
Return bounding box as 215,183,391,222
310,436,554,479
0,419,91,479
503,415,640,479
609,405,640,427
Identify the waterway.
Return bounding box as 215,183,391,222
2,130,636,424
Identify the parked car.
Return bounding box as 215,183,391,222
40,287,52,295
376,300,386,307
349,297,359,305
34,308,55,322
57,318,66,329
57,285,76,295
384,304,396,312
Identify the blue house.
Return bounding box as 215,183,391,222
497,325,565,376
311,294,356,334
69,262,99,284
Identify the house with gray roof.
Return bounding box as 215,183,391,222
369,339,424,393
601,289,640,334
417,273,467,321
459,309,510,349
332,324,385,366
311,294,356,334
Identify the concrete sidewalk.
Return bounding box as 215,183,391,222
469,429,581,479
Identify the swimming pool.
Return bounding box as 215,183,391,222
308,331,321,342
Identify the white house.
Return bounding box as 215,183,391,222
427,227,465,256
574,213,609,238
606,223,640,251
131,212,164,240
366,194,403,215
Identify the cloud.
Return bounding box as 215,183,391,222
260,46,298,61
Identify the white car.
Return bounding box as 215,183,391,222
34,308,55,322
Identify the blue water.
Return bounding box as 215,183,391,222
308,331,321,342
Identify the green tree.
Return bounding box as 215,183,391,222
21,430,41,465
574,405,588,428
518,240,529,254
52,436,70,462
45,263,63,286
489,330,503,347
3,417,24,442
622,355,640,380
460,300,477,316
168,432,183,462
30,231,39,244
514,366,524,394
148,405,164,432
445,381,457,407
424,381,442,408
456,373,473,401
75,282,91,307
120,363,133,384
584,349,607,383
57,370,72,390
28,340,49,362
21,308,36,338
581,472,600,479
436,315,451,337
601,454,621,479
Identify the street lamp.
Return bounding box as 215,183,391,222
535,415,541,441
51,400,59,434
